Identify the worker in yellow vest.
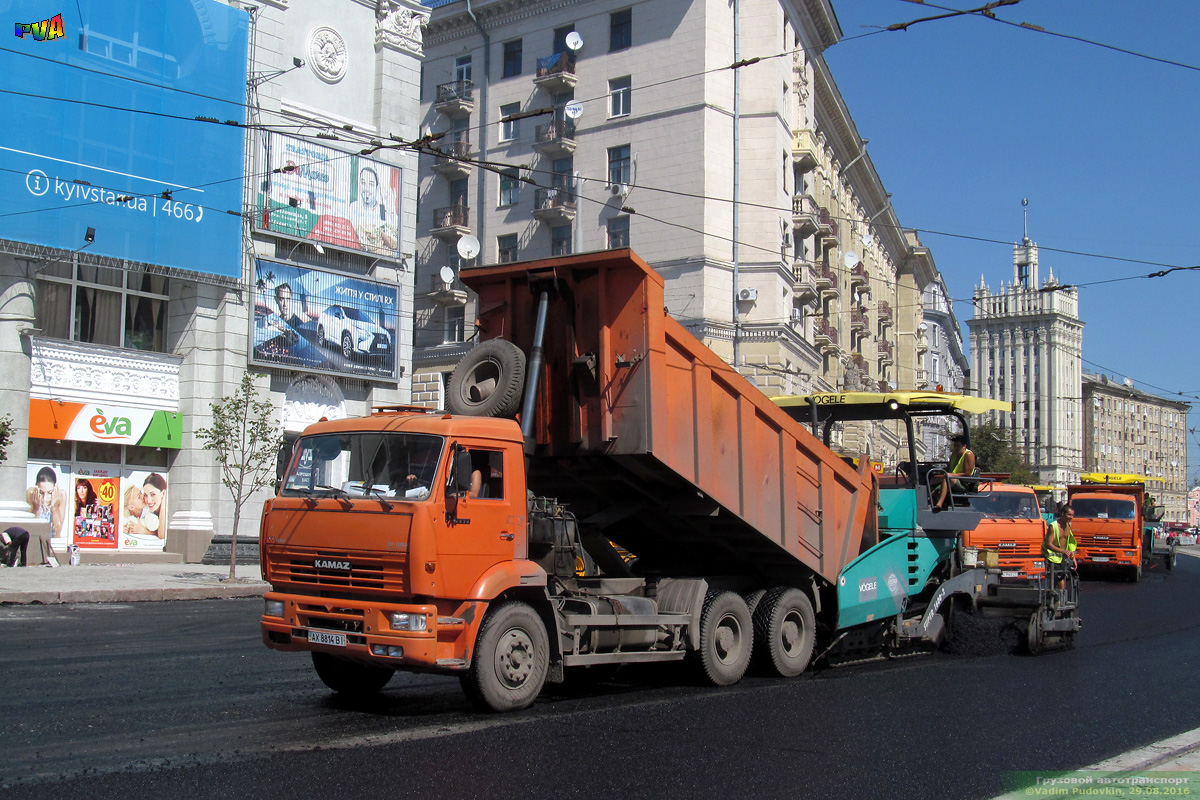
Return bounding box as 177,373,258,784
1043,502,1077,588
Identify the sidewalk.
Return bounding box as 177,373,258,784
0,561,268,605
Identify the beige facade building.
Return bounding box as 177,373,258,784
1082,373,1190,523
411,0,943,470
968,237,1084,486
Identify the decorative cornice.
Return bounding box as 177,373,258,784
425,0,575,46
376,0,430,56
29,337,182,411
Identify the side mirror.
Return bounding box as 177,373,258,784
455,450,474,493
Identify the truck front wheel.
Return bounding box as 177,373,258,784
753,587,816,677
692,590,752,686
461,601,549,712
311,652,394,697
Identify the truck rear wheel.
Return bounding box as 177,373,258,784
446,339,527,418
461,601,549,712
753,587,816,677
692,590,752,686
311,652,394,697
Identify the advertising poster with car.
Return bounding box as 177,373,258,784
249,259,398,381
25,462,73,543
254,132,401,258
71,467,120,549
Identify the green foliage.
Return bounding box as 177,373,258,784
0,414,12,463
195,372,283,578
968,422,1038,485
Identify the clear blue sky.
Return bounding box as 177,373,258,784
823,0,1200,486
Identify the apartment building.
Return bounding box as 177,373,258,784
1082,373,1190,523
919,272,969,459
968,236,1084,485
412,0,942,468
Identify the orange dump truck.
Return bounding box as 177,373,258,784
259,250,1001,710
1067,474,1152,581
961,482,1047,579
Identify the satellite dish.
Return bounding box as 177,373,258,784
860,233,874,248
844,251,860,268
564,100,584,120
439,265,456,283
456,234,480,261
565,31,583,51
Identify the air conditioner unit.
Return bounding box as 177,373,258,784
738,287,758,302
610,183,630,196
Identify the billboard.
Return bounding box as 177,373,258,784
28,400,182,448
255,132,402,259
250,259,399,381
0,0,249,278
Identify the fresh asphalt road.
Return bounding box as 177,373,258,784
2,555,1198,800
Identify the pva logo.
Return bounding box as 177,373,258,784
15,14,65,41
90,408,133,439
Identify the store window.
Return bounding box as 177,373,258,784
37,261,169,352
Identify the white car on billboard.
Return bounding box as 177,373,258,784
317,304,392,360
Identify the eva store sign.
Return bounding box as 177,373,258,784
28,400,182,448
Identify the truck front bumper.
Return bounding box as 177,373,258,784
1077,547,1137,566
260,592,475,673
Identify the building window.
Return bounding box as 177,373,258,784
455,55,472,83
609,76,631,117
551,225,572,256
500,102,520,141
610,8,632,52
444,305,465,344
499,170,520,207
553,25,575,54
498,233,519,263
37,261,169,352
608,144,631,187
607,216,630,249
502,39,522,78
551,157,574,189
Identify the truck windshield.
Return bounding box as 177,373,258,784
967,492,1039,519
282,432,444,501
1072,498,1136,520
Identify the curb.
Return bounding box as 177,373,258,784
0,584,268,605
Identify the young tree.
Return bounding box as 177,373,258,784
968,422,1038,485
195,372,283,580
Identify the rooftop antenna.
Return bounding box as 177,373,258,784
1022,197,1029,243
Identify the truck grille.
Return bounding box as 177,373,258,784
270,546,407,594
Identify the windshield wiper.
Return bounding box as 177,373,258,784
312,485,349,498
363,484,394,510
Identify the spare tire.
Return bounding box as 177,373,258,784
447,339,527,418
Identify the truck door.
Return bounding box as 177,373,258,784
436,446,517,598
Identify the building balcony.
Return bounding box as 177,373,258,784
431,205,469,240
849,263,870,291
792,128,819,171
532,187,577,225
429,273,469,306
431,139,472,179
533,53,577,93
851,353,870,374
793,261,818,302
877,300,893,329
877,339,894,366
792,193,819,238
813,317,839,355
433,80,475,118
915,368,929,385
850,308,868,335
819,208,839,250
816,264,839,297
533,119,577,156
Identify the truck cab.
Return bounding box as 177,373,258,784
961,482,1047,580
1067,473,1152,581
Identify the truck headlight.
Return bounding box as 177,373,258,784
388,612,427,632
264,599,284,617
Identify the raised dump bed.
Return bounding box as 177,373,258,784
461,249,876,587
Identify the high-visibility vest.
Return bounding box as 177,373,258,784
1044,520,1078,564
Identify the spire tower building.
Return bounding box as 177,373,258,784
967,235,1084,485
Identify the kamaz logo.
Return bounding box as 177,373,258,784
314,559,351,571
998,542,1017,548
